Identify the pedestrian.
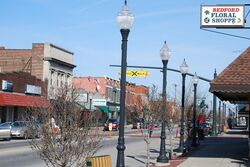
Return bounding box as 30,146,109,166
149,121,155,138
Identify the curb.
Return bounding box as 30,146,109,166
151,155,187,167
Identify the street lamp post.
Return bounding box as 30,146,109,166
157,41,170,163
191,73,199,147
113,87,117,118
211,70,217,136
179,59,188,153
218,101,221,134
116,1,134,167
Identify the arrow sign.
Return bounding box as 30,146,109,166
119,70,150,77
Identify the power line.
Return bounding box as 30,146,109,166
245,9,250,19
201,28,250,40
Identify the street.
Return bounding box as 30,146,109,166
0,127,248,167
0,127,176,167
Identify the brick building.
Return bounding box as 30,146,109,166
0,43,76,99
73,76,149,122
0,72,48,123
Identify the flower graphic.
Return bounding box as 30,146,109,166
204,10,210,15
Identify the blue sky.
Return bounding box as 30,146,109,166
0,0,249,106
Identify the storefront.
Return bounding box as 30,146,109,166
0,71,48,123
0,92,48,123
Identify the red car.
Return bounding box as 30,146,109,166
103,118,119,131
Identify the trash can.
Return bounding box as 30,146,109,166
86,155,112,167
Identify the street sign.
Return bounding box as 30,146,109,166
200,5,245,28
118,70,149,77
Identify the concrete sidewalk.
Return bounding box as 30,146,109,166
95,126,249,167
177,127,250,167
95,127,180,167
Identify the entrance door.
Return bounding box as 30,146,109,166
14,107,18,121
0,107,7,123
6,107,14,122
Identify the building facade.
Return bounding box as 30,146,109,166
0,43,76,99
0,72,47,123
73,76,149,122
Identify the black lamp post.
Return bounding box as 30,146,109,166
116,1,134,167
218,101,221,134
157,41,170,164
179,59,188,153
191,73,199,147
211,70,217,136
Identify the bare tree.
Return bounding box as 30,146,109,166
24,86,102,167
140,85,162,167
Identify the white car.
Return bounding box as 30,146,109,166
0,122,12,141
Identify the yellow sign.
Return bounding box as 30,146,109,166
119,70,149,77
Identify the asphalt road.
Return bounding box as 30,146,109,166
0,139,44,167
0,127,177,167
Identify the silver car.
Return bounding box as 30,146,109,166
11,121,40,139
0,122,12,141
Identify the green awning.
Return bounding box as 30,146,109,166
95,106,112,113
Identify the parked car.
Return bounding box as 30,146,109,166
11,121,40,139
103,118,119,131
0,122,12,141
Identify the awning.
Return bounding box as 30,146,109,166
95,106,110,113
209,47,250,103
0,92,49,107
95,105,119,113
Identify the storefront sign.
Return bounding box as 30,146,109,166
92,99,107,106
25,84,42,95
77,93,88,103
2,80,13,92
201,5,245,28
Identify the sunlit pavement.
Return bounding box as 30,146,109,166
1,126,248,167
176,127,249,167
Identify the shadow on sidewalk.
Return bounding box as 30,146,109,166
181,127,250,167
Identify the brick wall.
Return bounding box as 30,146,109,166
73,76,149,114
0,43,44,81
0,72,47,97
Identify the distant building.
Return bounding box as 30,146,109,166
73,76,149,122
0,43,76,99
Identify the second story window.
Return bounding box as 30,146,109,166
57,72,60,87
50,70,54,86
60,73,64,87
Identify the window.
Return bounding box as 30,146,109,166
50,70,54,86
105,87,112,101
60,73,64,87
66,75,70,86
57,72,60,87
